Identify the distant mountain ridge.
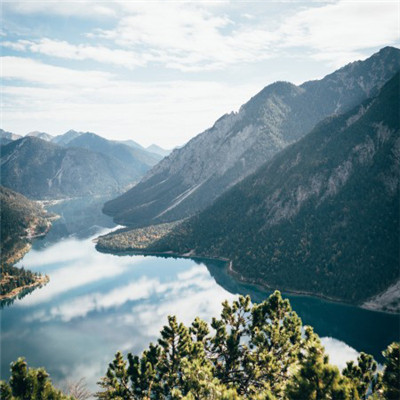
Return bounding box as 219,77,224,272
1,128,171,164
27,131,54,141
0,137,152,199
66,132,162,170
52,129,83,145
143,71,400,306
0,129,22,145
146,144,172,157
103,46,400,227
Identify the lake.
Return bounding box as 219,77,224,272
1,198,399,394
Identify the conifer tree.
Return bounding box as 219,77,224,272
343,352,378,399
95,292,397,400
285,327,357,400
1,358,74,400
249,290,302,396
381,342,400,400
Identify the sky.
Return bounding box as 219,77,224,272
1,0,399,148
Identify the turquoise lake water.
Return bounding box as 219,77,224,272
1,198,398,393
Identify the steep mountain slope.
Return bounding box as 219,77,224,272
104,46,400,227
0,186,51,264
0,137,147,199
66,132,161,169
143,72,400,305
26,131,54,141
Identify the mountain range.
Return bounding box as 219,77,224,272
0,134,158,199
103,46,400,227
139,72,400,306
65,132,161,171
0,129,22,145
0,128,171,158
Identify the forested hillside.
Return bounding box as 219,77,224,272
0,186,51,264
136,72,399,305
0,186,52,298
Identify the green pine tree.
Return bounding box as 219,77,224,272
381,342,400,400
285,327,358,400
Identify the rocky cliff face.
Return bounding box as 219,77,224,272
104,46,400,227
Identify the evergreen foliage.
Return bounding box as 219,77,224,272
0,264,40,296
0,186,50,297
0,185,50,263
95,292,400,399
382,342,400,400
0,358,75,400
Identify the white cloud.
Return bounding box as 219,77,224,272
78,1,399,71
88,2,277,71
2,56,114,87
2,39,146,68
2,1,398,147
280,0,400,66
3,1,398,72
3,0,117,18
2,56,259,147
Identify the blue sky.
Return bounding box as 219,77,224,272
1,1,399,148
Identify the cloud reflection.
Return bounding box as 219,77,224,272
16,236,145,307
11,246,364,389
27,264,234,324
321,337,359,371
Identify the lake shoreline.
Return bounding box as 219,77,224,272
96,245,399,315
0,275,50,301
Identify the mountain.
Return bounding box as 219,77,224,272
144,72,400,305
0,185,51,264
26,131,54,141
0,129,22,145
0,137,150,199
52,129,83,145
118,139,144,150
103,46,400,227
146,144,172,157
66,132,162,169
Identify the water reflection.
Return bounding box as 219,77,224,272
1,198,398,393
1,233,237,392
34,196,116,249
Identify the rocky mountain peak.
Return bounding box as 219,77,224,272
104,47,400,227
